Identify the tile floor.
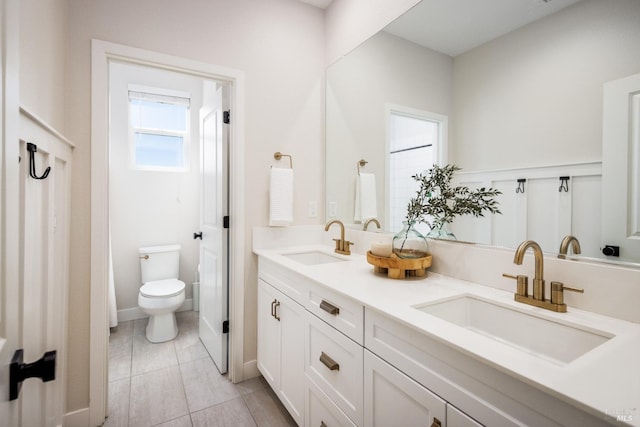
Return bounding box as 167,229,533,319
105,311,297,427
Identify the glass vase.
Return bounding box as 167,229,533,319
426,223,457,240
392,221,429,259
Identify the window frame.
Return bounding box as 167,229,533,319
128,84,191,172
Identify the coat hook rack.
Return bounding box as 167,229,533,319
516,178,526,194
357,159,368,175
273,152,293,169
559,176,570,192
26,143,50,180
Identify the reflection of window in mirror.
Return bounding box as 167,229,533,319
387,105,447,234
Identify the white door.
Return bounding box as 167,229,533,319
602,72,640,263
1,1,21,423
198,85,229,373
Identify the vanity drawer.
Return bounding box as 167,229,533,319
258,257,310,306
306,312,363,426
306,375,357,427
306,281,364,345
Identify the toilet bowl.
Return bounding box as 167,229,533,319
138,279,185,342
138,245,186,343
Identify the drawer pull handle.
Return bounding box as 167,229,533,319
320,300,339,316
319,352,340,371
271,299,277,318
320,422,327,427
274,301,281,321
431,417,442,427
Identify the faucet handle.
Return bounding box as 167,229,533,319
503,273,528,297
551,281,584,305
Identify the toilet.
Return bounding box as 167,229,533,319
138,244,186,343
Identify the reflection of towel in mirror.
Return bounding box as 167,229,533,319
354,172,377,222
269,167,294,226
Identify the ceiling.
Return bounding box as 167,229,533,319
384,0,581,57
298,0,334,9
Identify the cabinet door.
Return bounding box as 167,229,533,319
278,288,306,425
364,350,446,427
257,279,281,388
257,279,306,426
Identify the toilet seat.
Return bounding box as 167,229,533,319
140,279,185,298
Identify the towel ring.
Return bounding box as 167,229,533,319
274,152,293,169
357,159,368,175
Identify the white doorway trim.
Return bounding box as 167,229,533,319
90,39,246,426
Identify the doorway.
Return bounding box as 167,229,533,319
91,40,246,426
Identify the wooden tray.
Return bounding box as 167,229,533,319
366,251,432,279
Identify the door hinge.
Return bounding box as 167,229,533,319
223,215,230,229
223,110,230,124
222,320,229,334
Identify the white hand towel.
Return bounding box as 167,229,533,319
269,167,294,226
354,172,377,222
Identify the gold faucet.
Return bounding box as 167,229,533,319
503,239,584,313
324,220,353,255
558,235,581,259
363,218,381,231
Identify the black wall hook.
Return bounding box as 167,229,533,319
516,178,526,194
559,176,570,192
26,143,51,180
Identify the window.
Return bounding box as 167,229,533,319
129,87,190,171
387,106,447,233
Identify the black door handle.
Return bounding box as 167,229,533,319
10,349,56,400
193,232,202,240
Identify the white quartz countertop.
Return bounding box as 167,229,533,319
254,244,640,426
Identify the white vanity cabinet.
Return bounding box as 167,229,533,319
257,279,306,425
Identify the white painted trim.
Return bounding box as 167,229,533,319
91,39,246,426
18,106,75,148
63,408,90,427
243,359,260,379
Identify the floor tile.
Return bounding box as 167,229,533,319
190,398,256,427
129,365,189,427
131,332,179,376
174,317,209,365
234,376,269,396
242,387,297,427
109,339,132,382
180,357,240,413
153,414,193,427
110,321,134,346
103,377,130,427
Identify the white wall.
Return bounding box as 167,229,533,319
326,31,452,228
66,0,324,413
109,62,203,313
19,0,68,132
451,0,640,171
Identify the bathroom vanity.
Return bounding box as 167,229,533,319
254,227,640,427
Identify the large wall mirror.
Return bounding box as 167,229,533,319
326,0,640,266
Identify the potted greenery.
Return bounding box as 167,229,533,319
393,164,501,258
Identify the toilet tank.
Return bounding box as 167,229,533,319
139,244,181,283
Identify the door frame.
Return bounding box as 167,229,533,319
90,39,246,426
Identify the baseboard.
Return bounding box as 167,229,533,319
243,359,260,380
64,407,90,427
116,298,193,323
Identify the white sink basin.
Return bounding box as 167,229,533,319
282,251,347,266
415,295,613,364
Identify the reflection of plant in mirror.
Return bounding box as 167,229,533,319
406,164,502,233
